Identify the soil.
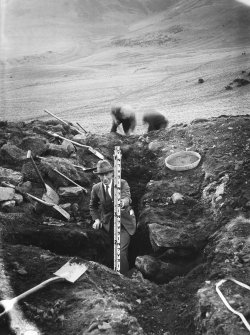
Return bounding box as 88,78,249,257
0,114,249,334
1,244,207,335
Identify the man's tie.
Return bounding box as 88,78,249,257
105,185,112,201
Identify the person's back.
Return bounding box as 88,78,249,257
143,111,168,132
110,105,136,135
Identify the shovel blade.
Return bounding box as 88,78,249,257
43,185,60,204
54,259,88,283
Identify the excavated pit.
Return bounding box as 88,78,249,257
1,154,202,278
0,116,250,335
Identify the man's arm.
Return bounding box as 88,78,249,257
89,185,101,221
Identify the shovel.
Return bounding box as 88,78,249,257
0,181,70,221
27,193,70,221
27,150,60,205
47,131,104,160
52,168,88,194
0,258,88,318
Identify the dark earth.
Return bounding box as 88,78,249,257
0,114,250,334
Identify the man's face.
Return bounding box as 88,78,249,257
98,172,113,185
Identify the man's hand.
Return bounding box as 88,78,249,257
121,198,129,208
92,219,102,230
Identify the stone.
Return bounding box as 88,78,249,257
171,192,184,203
13,193,24,205
148,222,197,250
135,255,199,284
18,181,32,194
0,187,15,201
47,143,70,158
1,200,16,210
61,140,75,155
0,167,23,185
58,186,83,198
37,157,91,188
148,141,163,152
0,144,27,164
19,136,49,156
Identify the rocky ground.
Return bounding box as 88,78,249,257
0,115,249,334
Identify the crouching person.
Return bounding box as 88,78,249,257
110,105,136,135
143,111,168,132
89,160,136,275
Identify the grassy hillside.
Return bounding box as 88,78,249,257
0,0,250,131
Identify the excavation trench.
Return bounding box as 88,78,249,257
0,128,208,334
0,116,249,334
1,162,204,284
1,166,154,271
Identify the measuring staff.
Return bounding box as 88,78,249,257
89,155,136,275
114,146,122,272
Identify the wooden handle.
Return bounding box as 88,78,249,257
44,109,68,126
27,150,46,190
26,193,53,206
15,277,64,303
53,168,87,193
47,131,104,159
44,110,86,136
76,122,87,134
1,181,15,188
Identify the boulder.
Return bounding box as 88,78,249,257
37,157,91,188
13,193,23,205
0,144,27,165
0,187,15,201
135,255,200,284
47,143,70,157
19,136,49,156
58,186,83,199
148,140,163,152
0,167,23,185
61,139,75,155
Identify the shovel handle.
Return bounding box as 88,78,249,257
26,193,54,206
1,181,15,188
76,122,87,134
47,132,104,159
53,168,87,193
27,150,46,190
44,110,86,136
15,276,64,302
44,109,69,127
0,276,64,317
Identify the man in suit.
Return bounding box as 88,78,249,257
89,160,136,275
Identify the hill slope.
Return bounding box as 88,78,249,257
0,0,250,132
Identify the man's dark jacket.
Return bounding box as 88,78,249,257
89,179,136,235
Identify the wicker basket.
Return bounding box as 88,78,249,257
165,151,201,171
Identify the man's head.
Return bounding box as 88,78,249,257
94,160,114,185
